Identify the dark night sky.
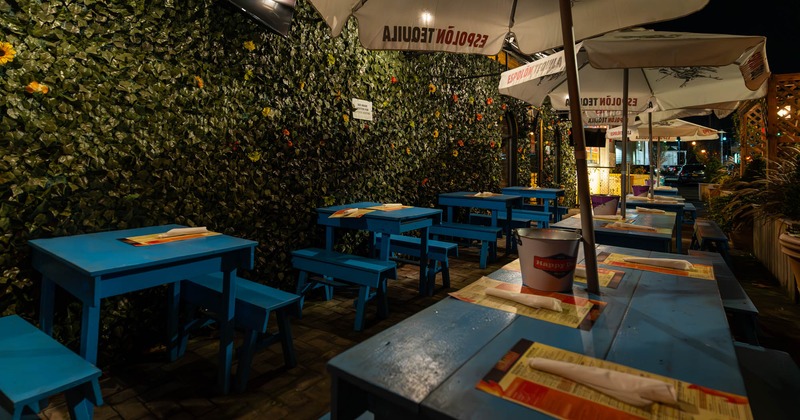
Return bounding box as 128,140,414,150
648,0,800,75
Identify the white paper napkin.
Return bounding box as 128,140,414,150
485,288,563,312
574,214,622,220
606,222,657,232
158,227,209,238
384,203,402,208
623,257,694,270
528,358,678,406
474,191,494,197
635,206,666,214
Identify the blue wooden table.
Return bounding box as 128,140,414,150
327,245,747,419
438,192,523,255
624,200,686,253
551,210,676,252
29,225,256,395
316,202,442,295
501,186,565,221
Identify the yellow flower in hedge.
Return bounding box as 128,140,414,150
343,114,349,123
194,76,204,88
433,129,439,138
435,110,441,118
244,69,253,81
262,107,274,118
247,151,261,162
409,121,415,128
25,81,49,94
452,150,458,157
0,42,16,65
243,40,256,51
406,147,411,155
327,53,335,66
428,83,436,93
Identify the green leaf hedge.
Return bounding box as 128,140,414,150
0,0,552,361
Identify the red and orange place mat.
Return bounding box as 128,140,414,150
366,204,412,211
477,340,752,420
121,231,221,246
502,260,624,289
328,208,375,218
450,277,605,330
597,252,715,281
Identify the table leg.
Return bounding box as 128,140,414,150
378,233,391,261
39,276,55,335
325,226,335,250
167,282,181,362
675,213,684,253
217,270,236,395
80,301,101,365
419,227,430,295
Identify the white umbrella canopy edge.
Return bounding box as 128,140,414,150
606,119,720,141
309,0,711,55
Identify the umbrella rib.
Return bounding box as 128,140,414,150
509,0,518,28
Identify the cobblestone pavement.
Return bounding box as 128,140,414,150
40,200,800,419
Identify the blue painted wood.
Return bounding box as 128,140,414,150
178,274,300,392
327,298,517,418
552,210,675,252
501,186,565,221
734,342,800,419
0,315,103,420
374,235,457,295
624,202,685,252
316,202,441,295
329,244,748,419
28,225,256,395
692,218,731,263
438,192,523,256
292,248,396,331
429,223,501,269
653,187,679,196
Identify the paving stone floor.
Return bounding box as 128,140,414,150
40,201,800,419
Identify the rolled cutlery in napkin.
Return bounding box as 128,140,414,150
484,288,562,312
474,191,494,197
383,203,402,208
623,257,694,270
527,358,678,406
606,222,657,232
635,206,666,214
158,227,209,238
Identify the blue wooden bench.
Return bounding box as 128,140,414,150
690,218,731,264
429,222,501,269
176,273,301,393
374,235,458,295
734,341,800,419
469,209,550,228
522,204,569,222
689,249,759,345
0,315,103,420
292,248,397,331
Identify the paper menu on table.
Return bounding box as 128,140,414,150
501,260,624,289
477,340,752,420
328,208,374,218
449,276,605,330
122,230,221,246
366,204,412,211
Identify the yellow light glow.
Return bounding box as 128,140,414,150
421,11,433,25
691,141,697,146
778,105,792,119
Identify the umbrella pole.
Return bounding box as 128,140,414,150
620,69,629,218
558,0,599,295
656,136,662,187
648,112,654,197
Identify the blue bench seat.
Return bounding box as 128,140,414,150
521,204,569,221
429,222,501,269
292,248,397,331
734,342,800,419
691,218,730,264
0,315,103,420
176,274,301,393
375,235,458,295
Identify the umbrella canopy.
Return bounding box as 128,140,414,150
498,30,769,113
309,0,709,55
309,0,712,294
606,119,719,141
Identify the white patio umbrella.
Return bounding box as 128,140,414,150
308,0,712,294
498,28,769,214
606,119,720,141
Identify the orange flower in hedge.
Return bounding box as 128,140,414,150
476,113,483,121
422,178,429,186
406,147,411,155
343,114,350,123
518,147,524,153
282,128,290,136
194,76,204,88
501,103,508,110
25,81,49,94
0,41,16,65
391,76,398,84
452,94,459,103
287,140,293,147
486,97,493,105
457,139,464,147
489,141,496,148
433,129,439,138
428,83,436,93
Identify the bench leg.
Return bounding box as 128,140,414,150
276,309,297,368
479,241,489,269
376,281,388,319
441,260,451,289
353,286,370,331
65,380,101,420
235,329,260,393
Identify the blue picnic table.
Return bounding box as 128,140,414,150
29,225,256,395
501,186,566,221
438,192,523,255
552,210,676,252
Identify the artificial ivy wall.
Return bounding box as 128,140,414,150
0,0,543,356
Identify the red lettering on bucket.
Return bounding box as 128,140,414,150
533,257,575,272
